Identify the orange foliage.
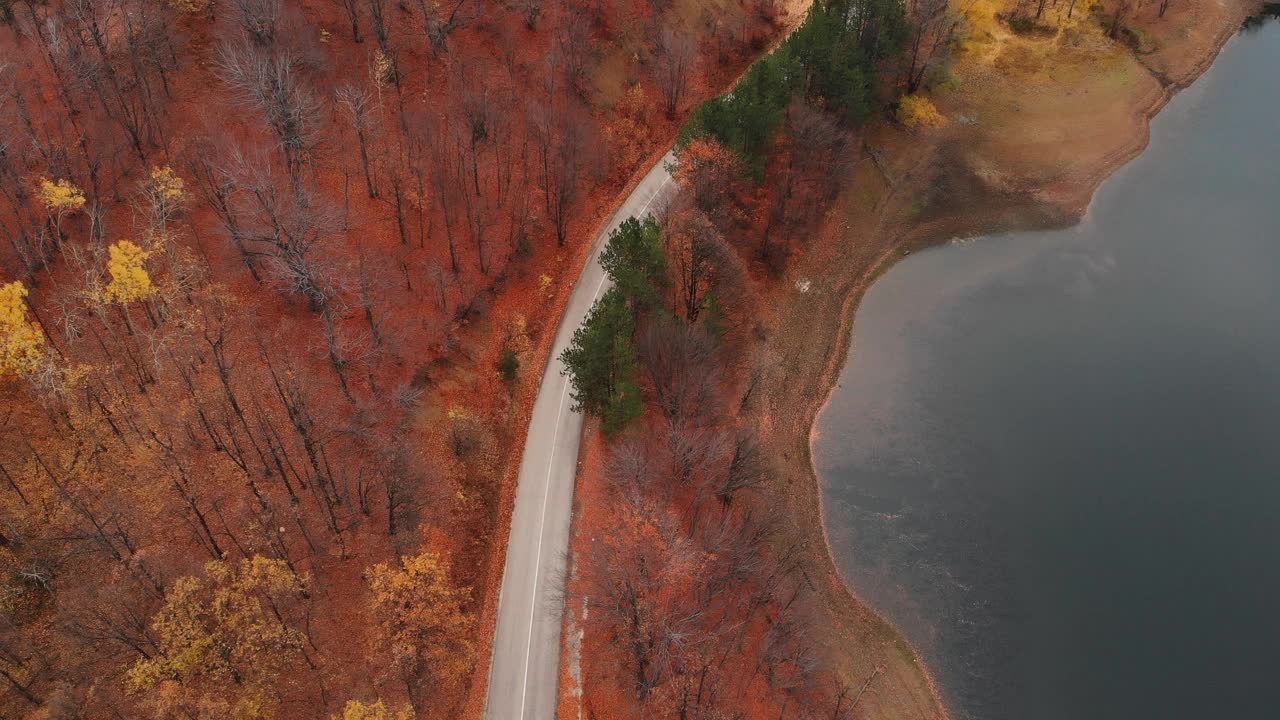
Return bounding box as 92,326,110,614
0,0,781,716
675,138,750,231
570,421,837,719
366,548,475,692
673,137,741,193
126,558,312,719
605,85,656,180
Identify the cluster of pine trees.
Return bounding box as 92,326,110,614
680,0,911,174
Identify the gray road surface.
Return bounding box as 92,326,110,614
484,151,677,720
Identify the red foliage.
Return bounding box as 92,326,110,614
0,0,777,717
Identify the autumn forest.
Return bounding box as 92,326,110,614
0,0,993,715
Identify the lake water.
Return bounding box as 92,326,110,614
814,19,1280,720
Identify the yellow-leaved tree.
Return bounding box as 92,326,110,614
335,699,413,720
127,557,312,719
38,177,86,213
149,165,186,203
145,165,187,242
897,95,948,129
0,281,45,379
167,0,209,13
366,549,474,693
105,240,157,304
38,177,86,243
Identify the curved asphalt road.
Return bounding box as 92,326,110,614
485,151,677,720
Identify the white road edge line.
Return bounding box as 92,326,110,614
514,172,673,720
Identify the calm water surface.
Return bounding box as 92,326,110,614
815,20,1280,720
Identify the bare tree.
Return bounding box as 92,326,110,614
62,0,170,165
557,10,594,97
366,0,392,57
717,430,766,507
231,153,339,310
518,0,542,29
787,102,847,198
641,320,718,422
530,93,555,222
336,84,377,197
456,64,495,198
232,0,282,45
904,0,957,94
662,205,744,324
655,29,694,120
333,0,363,42
545,112,596,246
429,122,463,273
316,295,359,402
356,251,387,348
380,153,412,247
762,99,855,258
185,136,261,282
576,491,707,704
217,43,322,188
417,0,476,55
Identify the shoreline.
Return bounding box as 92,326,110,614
758,3,1260,717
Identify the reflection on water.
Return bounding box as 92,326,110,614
815,20,1280,720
